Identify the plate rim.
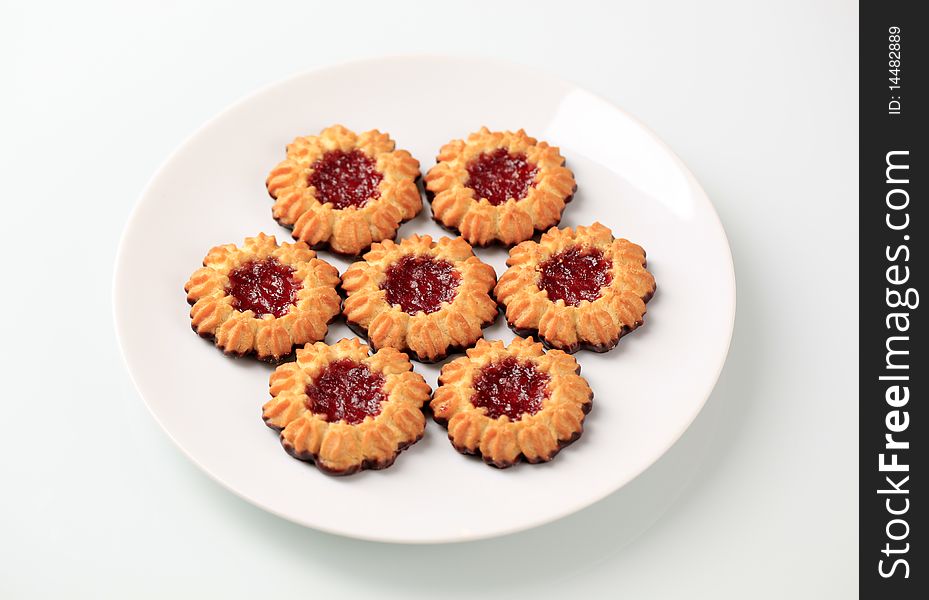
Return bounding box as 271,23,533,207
112,54,737,544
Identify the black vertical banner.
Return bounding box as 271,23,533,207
861,2,925,596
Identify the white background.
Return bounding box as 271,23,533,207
0,0,858,598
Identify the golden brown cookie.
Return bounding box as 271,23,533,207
424,128,576,247
266,125,422,256
494,223,656,353
184,233,341,362
341,234,498,363
431,337,592,468
262,338,431,476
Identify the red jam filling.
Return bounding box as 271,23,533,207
381,255,460,315
465,148,538,206
471,357,550,420
308,149,383,209
538,247,613,307
227,257,300,318
305,359,386,425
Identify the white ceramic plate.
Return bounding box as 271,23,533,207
114,56,735,543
